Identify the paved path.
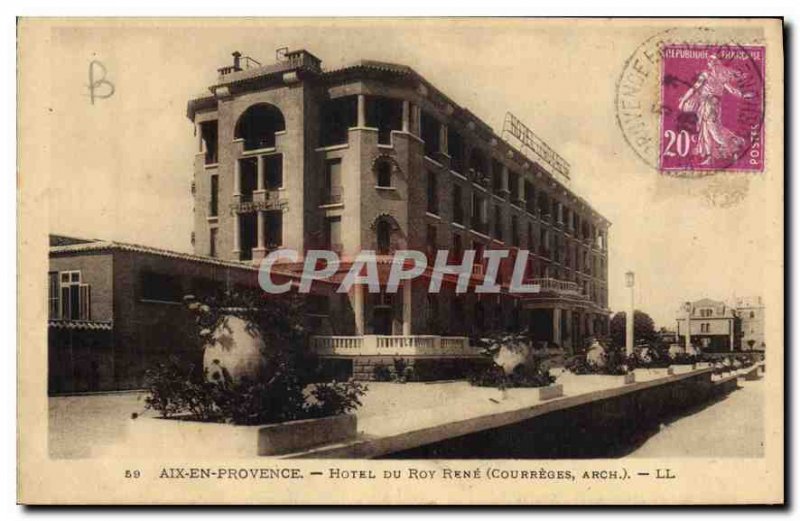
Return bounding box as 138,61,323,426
629,379,764,458
48,373,763,459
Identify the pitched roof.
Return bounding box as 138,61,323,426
48,239,308,282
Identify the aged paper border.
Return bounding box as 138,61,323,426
17,17,785,505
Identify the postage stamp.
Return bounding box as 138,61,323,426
659,44,765,172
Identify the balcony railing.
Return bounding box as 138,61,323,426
309,335,478,357
524,277,584,297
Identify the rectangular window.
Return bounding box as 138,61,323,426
264,154,283,190
426,224,437,260
509,171,520,202
324,158,342,204
239,157,258,202
511,215,519,247
448,128,464,173
58,271,90,320
494,205,503,240
48,272,59,319
492,159,503,192
421,112,440,158
452,185,464,225
320,96,357,147
265,211,283,249
239,212,257,260
209,175,219,217
471,193,486,233
209,227,218,257
140,271,182,303
527,223,534,250
200,120,218,165
365,97,403,145
427,170,438,214
452,234,463,263
325,216,342,252
525,183,535,214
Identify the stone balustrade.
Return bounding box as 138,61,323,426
309,335,478,357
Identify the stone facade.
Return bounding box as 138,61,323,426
47,237,270,393
735,296,766,351
676,298,742,352
187,49,611,351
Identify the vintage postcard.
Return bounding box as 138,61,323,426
17,17,784,505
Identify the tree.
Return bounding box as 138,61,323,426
609,310,657,348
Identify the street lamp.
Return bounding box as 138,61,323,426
625,271,635,356
683,301,692,353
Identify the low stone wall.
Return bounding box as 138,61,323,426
377,371,718,459
126,413,357,457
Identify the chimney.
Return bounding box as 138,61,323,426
232,51,242,71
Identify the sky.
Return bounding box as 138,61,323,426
39,19,776,328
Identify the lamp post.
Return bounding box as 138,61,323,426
683,301,692,353
625,271,635,356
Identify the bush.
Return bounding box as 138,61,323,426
670,352,697,365
372,362,392,382
304,380,368,418
141,291,367,425
469,363,555,389
628,344,672,369
371,359,415,383
565,342,630,376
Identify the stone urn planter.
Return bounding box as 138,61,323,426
203,315,266,382
128,413,357,457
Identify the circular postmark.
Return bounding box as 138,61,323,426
615,27,766,177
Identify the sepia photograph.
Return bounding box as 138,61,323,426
17,16,784,505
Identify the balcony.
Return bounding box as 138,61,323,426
524,277,584,298
309,335,479,357
230,191,286,215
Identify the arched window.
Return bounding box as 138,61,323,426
376,160,392,188
376,220,391,254
235,104,286,151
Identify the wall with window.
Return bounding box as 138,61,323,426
111,249,264,388
49,253,113,322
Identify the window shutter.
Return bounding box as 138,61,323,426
80,284,91,320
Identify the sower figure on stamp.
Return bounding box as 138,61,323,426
678,55,754,166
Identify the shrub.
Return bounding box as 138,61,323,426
468,329,556,389
565,342,630,376
469,363,555,389
392,358,417,383
670,352,697,365
304,380,368,418
628,344,672,369
140,291,367,425
372,362,392,382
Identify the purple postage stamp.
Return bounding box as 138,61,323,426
660,44,765,172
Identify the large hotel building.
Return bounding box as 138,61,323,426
188,50,610,358
48,49,611,391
